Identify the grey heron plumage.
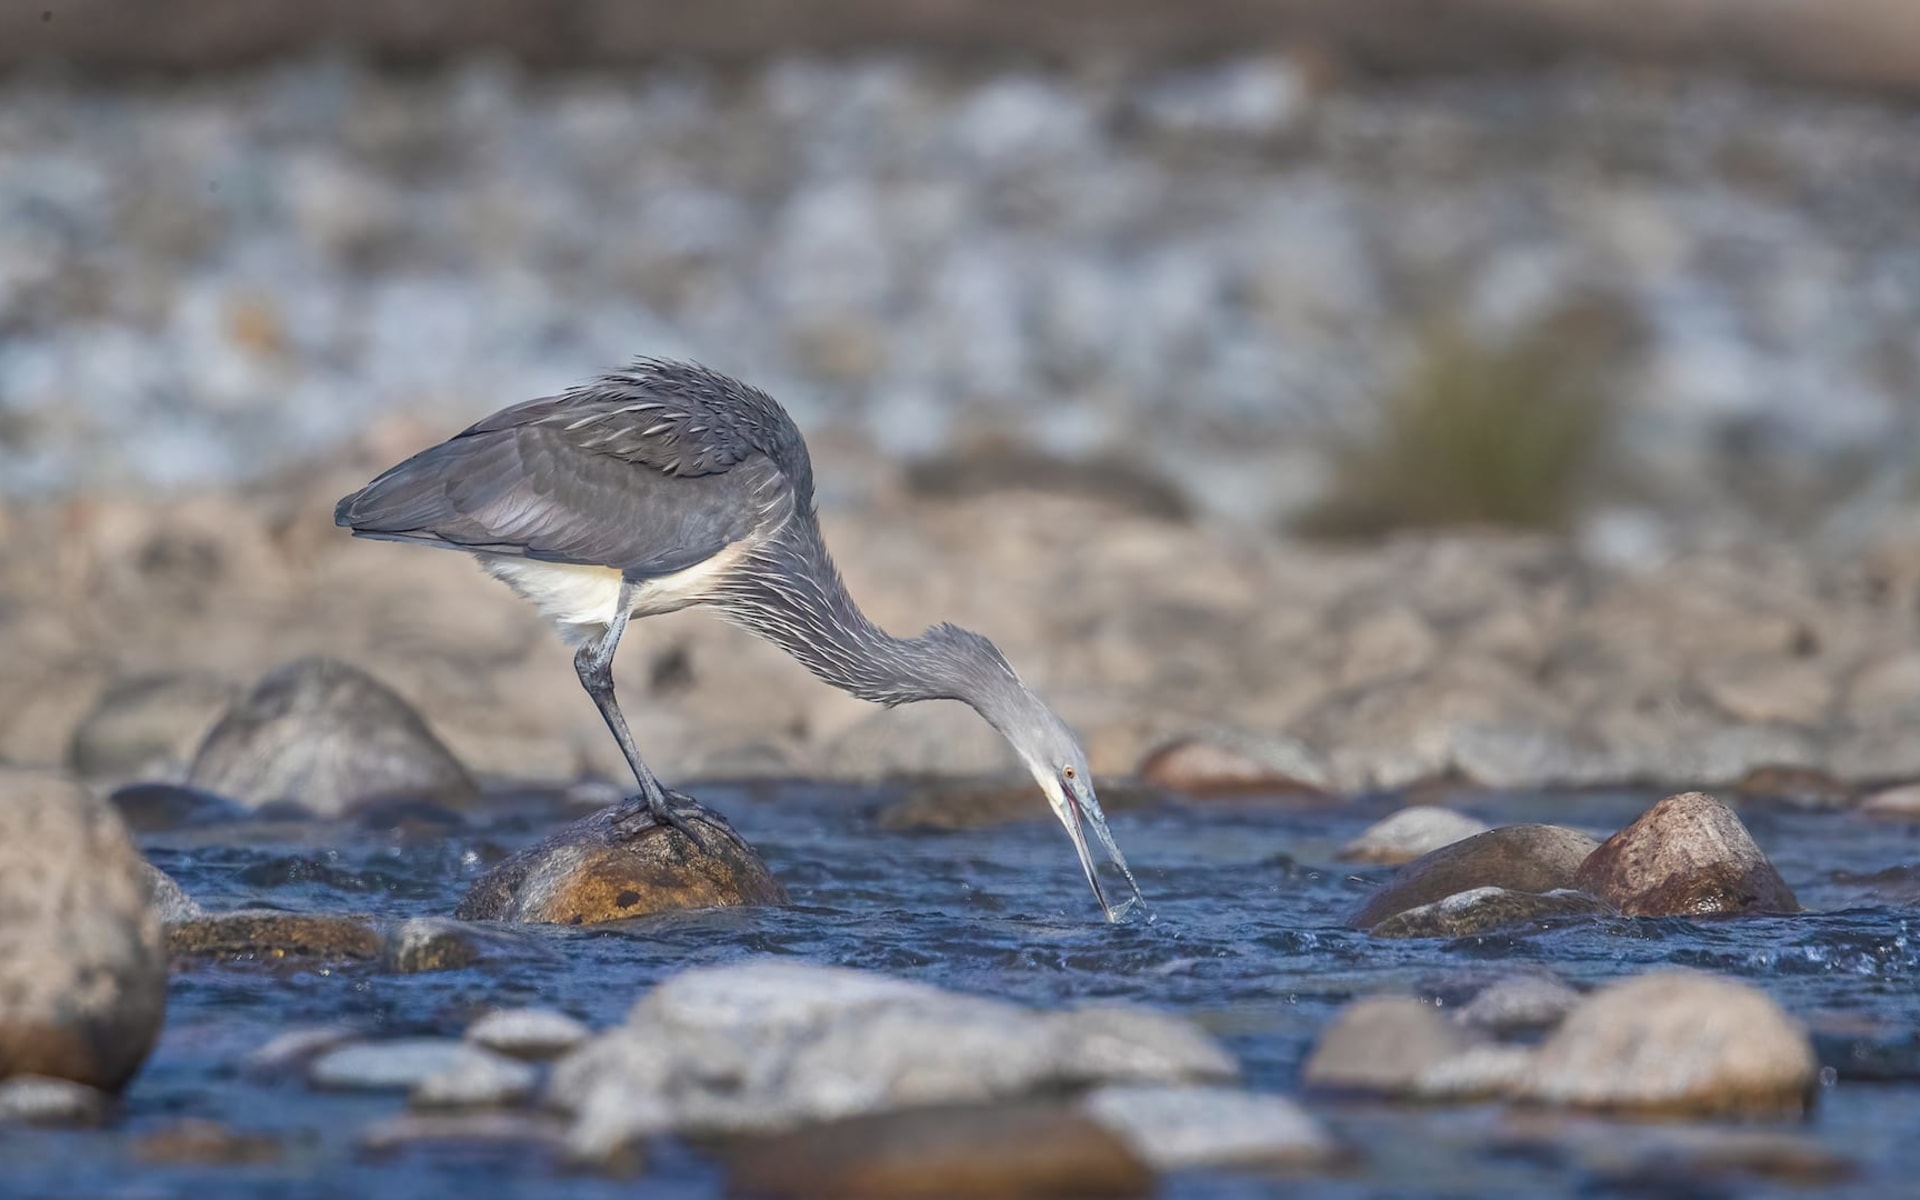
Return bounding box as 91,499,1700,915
334,359,1146,922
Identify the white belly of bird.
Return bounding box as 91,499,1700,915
479,544,750,644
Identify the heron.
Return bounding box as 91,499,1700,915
335,359,1147,922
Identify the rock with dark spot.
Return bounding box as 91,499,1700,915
141,861,202,923
0,1075,109,1125
1338,806,1492,864
0,770,168,1092
454,803,785,925
69,671,235,782
132,1119,283,1165
724,1100,1153,1200
1517,971,1818,1117
1573,791,1798,917
168,910,387,962
108,782,251,832
1347,824,1601,929
186,657,477,817
1368,886,1611,938
1301,996,1480,1095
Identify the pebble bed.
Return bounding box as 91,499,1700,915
3,57,1919,527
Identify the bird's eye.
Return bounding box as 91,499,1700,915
1062,766,1077,780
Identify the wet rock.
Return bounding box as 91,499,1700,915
141,861,202,923
1411,1044,1536,1101
1368,886,1611,938
454,803,785,925
724,1100,1153,1200
1082,1085,1340,1169
1338,806,1493,865
69,673,235,782
108,782,252,832
874,779,1160,833
1137,732,1330,795
242,1026,363,1080
466,1008,591,1061
552,960,1235,1159
1458,973,1583,1036
1573,791,1798,916
411,1048,538,1110
311,1039,503,1093
0,769,168,1091
1301,996,1479,1095
1856,782,1920,819
132,1119,283,1165
382,916,537,973
168,910,387,962
0,1076,108,1125
186,657,477,817
1517,971,1818,1117
1346,824,1601,929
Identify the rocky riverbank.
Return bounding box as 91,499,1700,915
6,453,1920,799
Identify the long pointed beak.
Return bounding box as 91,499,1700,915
1064,779,1149,924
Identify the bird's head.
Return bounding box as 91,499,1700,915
924,625,1148,923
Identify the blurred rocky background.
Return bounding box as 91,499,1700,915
5,0,1920,798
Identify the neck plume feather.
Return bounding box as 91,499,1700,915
711,517,1020,711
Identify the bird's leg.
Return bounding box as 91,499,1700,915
573,585,708,848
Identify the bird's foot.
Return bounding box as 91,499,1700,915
609,788,744,855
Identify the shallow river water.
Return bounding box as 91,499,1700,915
8,785,1920,1198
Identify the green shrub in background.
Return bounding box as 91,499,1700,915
1294,306,1626,540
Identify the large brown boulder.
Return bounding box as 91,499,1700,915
187,657,476,817
0,770,169,1091
1347,824,1601,929
1517,971,1817,1117
455,803,785,925
1574,791,1798,916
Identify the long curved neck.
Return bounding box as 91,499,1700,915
711,514,1019,712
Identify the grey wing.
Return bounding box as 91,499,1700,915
334,424,780,578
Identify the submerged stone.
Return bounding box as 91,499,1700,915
0,1075,109,1125
465,1008,592,1061
168,911,387,963
1347,824,1601,929
1574,791,1798,917
1368,886,1610,939
454,802,785,925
